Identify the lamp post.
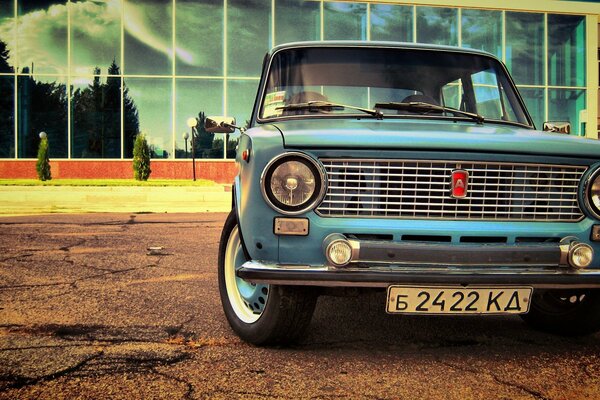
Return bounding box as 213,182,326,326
39,131,47,139
186,117,198,181
183,132,189,158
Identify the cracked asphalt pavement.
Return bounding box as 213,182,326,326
1,213,599,399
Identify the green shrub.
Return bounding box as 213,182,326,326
132,133,151,181
36,136,51,181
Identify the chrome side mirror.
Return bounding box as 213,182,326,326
543,121,571,134
205,116,239,134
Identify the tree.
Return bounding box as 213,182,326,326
133,133,151,181
72,61,138,158
192,111,214,158
18,71,68,158
0,40,13,73
36,135,51,181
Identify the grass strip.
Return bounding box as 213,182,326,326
0,179,218,187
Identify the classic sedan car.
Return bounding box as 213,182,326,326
206,41,600,345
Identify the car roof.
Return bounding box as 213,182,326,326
268,40,498,60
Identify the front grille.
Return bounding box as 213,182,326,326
316,159,587,221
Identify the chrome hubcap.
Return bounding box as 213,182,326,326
224,226,269,323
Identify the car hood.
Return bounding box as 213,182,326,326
270,118,600,159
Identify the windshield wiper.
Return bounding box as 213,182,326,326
374,101,484,124
277,101,383,119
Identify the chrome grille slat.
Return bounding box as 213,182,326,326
317,158,587,221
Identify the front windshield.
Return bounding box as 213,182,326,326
259,46,531,126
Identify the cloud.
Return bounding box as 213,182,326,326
0,0,216,76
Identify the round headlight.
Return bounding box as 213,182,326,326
262,153,325,214
586,169,600,219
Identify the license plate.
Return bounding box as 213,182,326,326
386,285,533,315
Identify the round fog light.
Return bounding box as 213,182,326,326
569,243,594,269
327,240,353,266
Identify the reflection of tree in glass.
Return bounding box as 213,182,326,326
0,40,15,157
18,67,68,158
72,60,139,158
416,7,458,46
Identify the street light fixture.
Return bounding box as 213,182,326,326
183,131,189,159
39,131,47,139
186,117,198,181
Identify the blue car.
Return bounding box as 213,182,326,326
206,41,600,345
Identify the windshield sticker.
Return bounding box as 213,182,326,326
263,91,286,118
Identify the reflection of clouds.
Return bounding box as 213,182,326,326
0,0,212,75
13,3,69,73
123,0,191,64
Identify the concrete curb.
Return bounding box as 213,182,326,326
0,186,232,214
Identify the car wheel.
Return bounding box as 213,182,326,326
218,211,317,345
521,289,600,336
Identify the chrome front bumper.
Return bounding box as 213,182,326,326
236,261,600,288
237,239,600,288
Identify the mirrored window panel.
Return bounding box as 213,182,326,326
370,4,412,43
17,75,68,158
227,80,259,158
506,12,544,86
124,0,172,75
416,7,458,46
17,1,68,75
71,74,122,159
176,0,223,77
548,14,586,88
275,0,320,45
324,2,367,40
125,78,172,159
0,75,15,158
548,89,586,136
228,0,270,77
461,9,502,59
175,79,223,159
519,88,544,130
70,0,121,76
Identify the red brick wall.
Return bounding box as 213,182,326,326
0,160,238,184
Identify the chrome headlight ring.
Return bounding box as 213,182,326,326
260,152,327,215
584,167,600,220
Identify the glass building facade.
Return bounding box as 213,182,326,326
0,1,594,160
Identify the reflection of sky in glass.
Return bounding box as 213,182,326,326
227,80,259,129
0,2,13,29
17,1,68,74
275,0,319,45
124,0,172,75
228,0,270,77
548,14,586,87
324,2,367,40
370,4,412,42
417,7,458,46
519,87,544,130
461,9,502,59
71,1,121,75
126,78,172,158
506,12,544,85
549,89,586,135
176,0,223,77
175,78,223,157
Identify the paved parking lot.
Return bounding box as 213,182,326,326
1,213,600,399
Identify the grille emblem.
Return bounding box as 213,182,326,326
451,169,469,198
